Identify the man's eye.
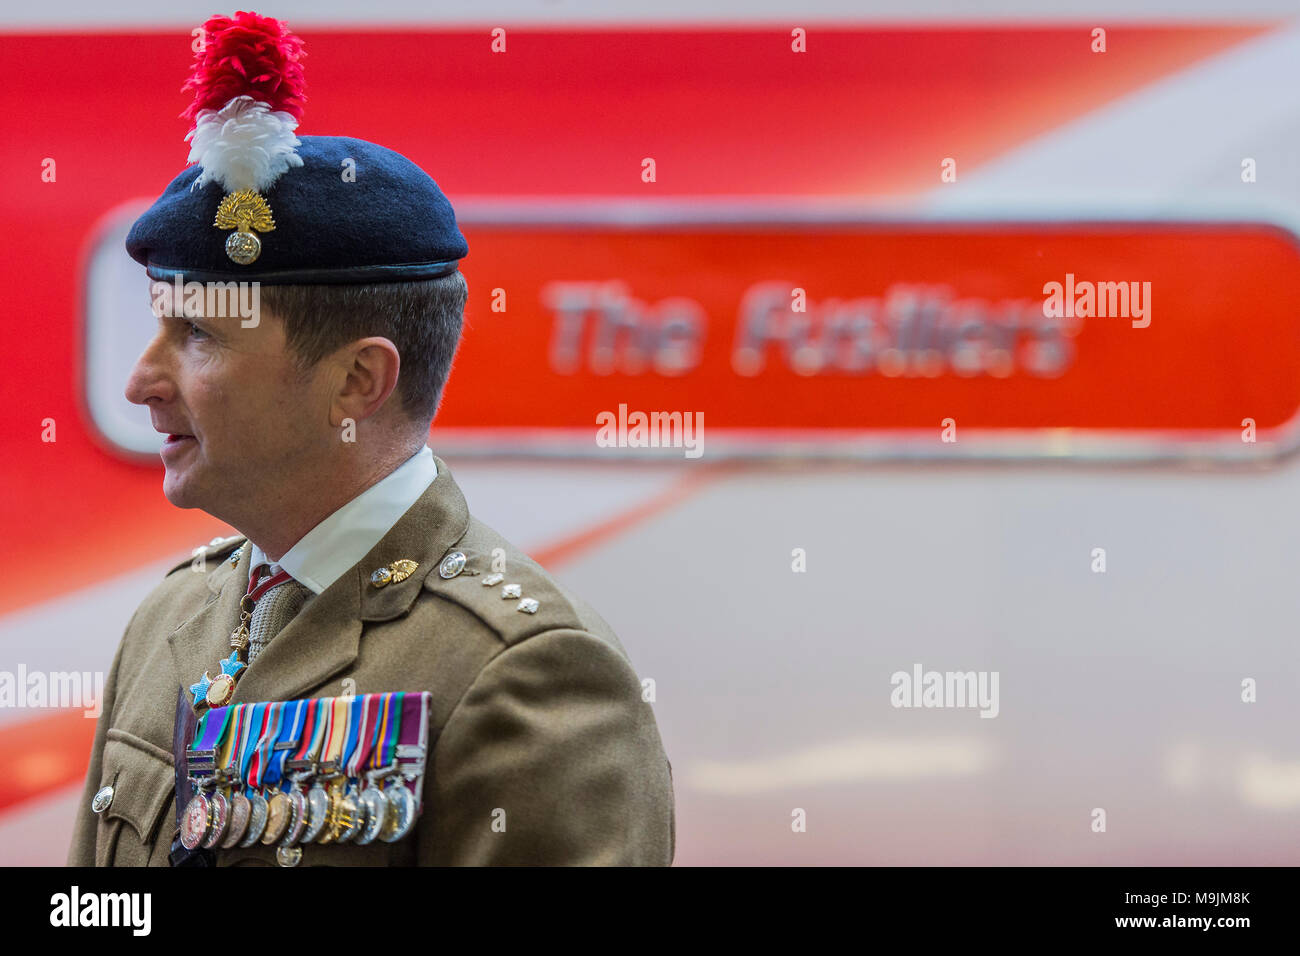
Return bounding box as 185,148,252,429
186,322,210,340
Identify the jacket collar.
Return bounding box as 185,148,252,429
168,455,471,710
247,445,438,595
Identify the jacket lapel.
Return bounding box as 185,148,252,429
166,544,250,712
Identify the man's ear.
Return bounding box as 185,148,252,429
331,336,401,426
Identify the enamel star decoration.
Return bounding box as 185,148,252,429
191,651,247,709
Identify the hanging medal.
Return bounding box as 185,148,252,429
261,698,307,845
220,704,256,848
314,696,352,845
180,706,233,850
300,699,336,844
238,702,275,847
341,694,382,845
249,701,286,844
332,694,369,844
383,692,427,843
281,697,324,847
189,566,294,709
179,710,212,851
356,692,398,845
201,705,241,848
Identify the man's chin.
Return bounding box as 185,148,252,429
161,471,203,510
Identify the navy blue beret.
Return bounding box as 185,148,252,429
126,135,468,285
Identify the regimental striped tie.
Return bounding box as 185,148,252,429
246,563,312,665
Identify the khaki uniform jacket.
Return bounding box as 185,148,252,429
67,456,675,866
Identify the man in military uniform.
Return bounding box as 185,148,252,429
66,12,674,866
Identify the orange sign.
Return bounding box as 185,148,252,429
436,207,1300,461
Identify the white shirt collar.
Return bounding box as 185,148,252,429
247,445,438,594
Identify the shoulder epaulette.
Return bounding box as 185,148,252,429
421,539,583,647
165,534,247,577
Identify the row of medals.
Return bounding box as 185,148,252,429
184,577,420,858
181,760,418,857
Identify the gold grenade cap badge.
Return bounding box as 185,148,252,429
214,189,276,264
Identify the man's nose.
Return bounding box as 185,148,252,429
123,332,175,406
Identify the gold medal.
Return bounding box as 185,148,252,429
311,701,350,844
316,780,341,845
330,784,363,844
206,673,236,708
262,789,291,844
191,652,245,709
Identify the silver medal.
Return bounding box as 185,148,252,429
302,783,331,844
357,785,389,845
381,780,418,843
201,790,230,848
240,791,269,847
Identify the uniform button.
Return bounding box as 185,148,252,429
276,846,302,867
438,551,466,579
92,785,114,813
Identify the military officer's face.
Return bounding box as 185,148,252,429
123,298,333,514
